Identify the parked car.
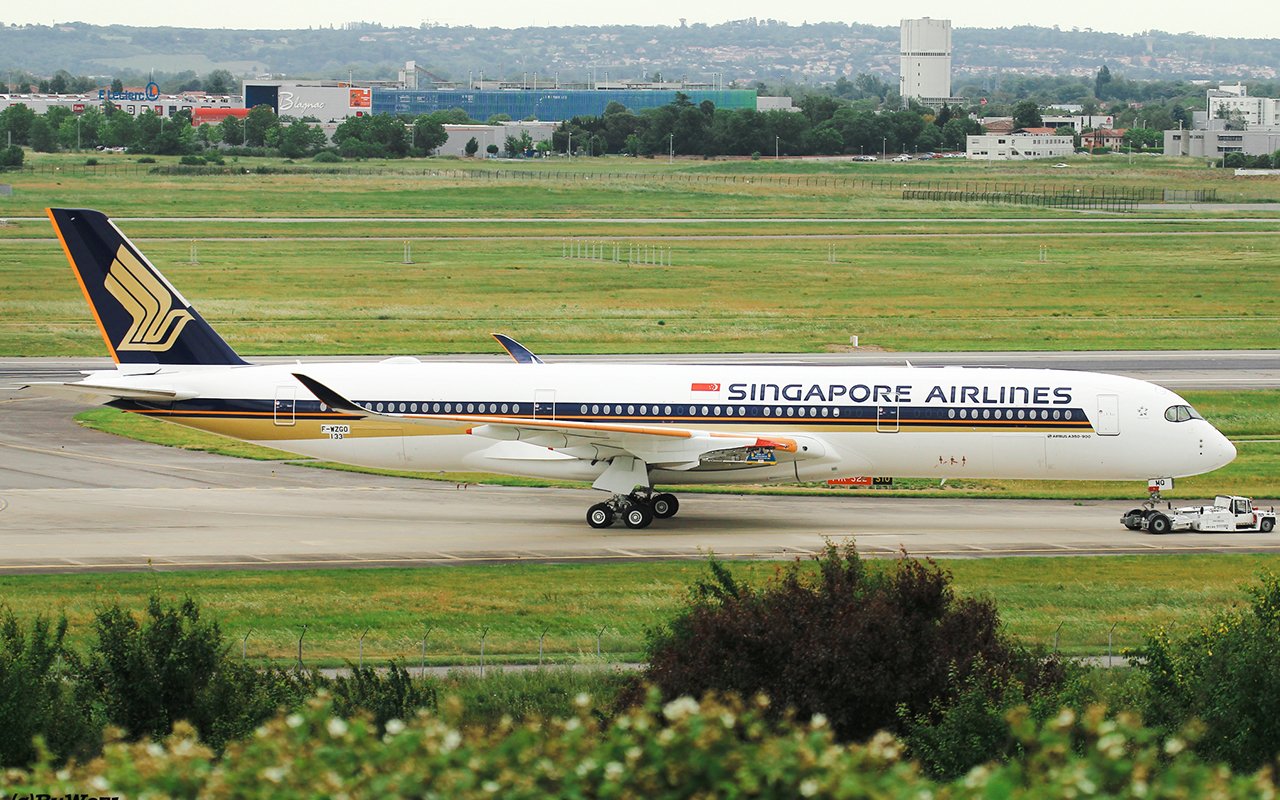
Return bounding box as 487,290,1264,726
891,154,912,162
852,155,879,162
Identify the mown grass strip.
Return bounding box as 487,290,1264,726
1,555,1276,665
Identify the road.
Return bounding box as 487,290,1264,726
1,352,1276,574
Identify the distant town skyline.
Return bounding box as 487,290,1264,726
12,1,1277,41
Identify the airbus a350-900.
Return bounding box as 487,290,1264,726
29,209,1236,528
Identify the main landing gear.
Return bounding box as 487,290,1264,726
586,490,680,530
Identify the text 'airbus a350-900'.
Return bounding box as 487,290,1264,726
28,209,1235,528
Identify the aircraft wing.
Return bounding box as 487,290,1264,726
292,372,819,470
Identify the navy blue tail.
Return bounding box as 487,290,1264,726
48,208,246,366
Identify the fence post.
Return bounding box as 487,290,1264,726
242,629,253,660
296,625,308,671
419,625,434,675
480,627,490,678
1108,622,1119,668
1052,621,1064,653
596,626,606,657
358,627,370,668
539,628,548,666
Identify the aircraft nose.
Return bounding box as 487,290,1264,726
1208,428,1237,470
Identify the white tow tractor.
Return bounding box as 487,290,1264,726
1122,495,1277,535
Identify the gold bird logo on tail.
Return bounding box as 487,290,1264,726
104,245,193,351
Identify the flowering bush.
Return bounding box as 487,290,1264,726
9,692,1277,798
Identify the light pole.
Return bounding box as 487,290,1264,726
882,137,886,161
668,132,673,163
775,135,779,160
567,131,572,157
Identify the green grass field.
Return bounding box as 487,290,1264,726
2,152,1276,355
0,555,1275,665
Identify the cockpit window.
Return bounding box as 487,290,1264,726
1164,405,1203,423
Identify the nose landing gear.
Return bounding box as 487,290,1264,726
585,490,681,529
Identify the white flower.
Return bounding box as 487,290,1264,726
810,713,828,729
662,696,700,722
442,729,462,752
385,719,405,735
262,766,287,783
605,761,625,781
483,780,500,793
89,776,110,791
574,692,592,708
327,717,349,737
799,778,820,797
286,713,304,728
146,743,164,757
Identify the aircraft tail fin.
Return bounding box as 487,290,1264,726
47,208,247,367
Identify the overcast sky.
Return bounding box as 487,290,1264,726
12,1,1277,40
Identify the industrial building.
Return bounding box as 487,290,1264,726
0,85,238,119
240,76,757,124
1162,83,1280,158
899,18,957,109
966,131,1074,161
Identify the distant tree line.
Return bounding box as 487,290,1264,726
551,94,981,157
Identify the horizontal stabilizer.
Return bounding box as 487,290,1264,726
21,381,194,402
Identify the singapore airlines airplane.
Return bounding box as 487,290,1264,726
30,208,1236,528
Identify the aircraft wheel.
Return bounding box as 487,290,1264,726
623,504,653,529
1262,518,1275,534
1147,513,1171,535
651,493,679,519
587,503,614,529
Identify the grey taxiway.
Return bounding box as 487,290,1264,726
1,351,1276,574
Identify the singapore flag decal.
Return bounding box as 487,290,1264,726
690,382,721,392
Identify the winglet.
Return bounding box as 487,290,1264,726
292,373,367,416
491,333,544,364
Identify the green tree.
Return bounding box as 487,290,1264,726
242,105,278,147
485,143,499,156
0,145,22,167
204,69,235,95
464,136,479,156
28,117,57,152
1095,65,1113,100
1012,100,1043,129
0,104,38,146
411,115,447,155
110,77,124,93
218,115,244,147
278,121,325,158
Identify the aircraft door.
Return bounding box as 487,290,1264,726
533,389,556,419
274,385,296,427
876,403,899,433
1096,394,1120,436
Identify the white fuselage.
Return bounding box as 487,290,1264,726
105,360,1236,487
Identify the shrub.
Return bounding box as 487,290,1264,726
84,157,98,166
639,544,1065,749
0,145,25,167
313,150,342,163
1132,571,1280,770
135,156,156,163
0,609,102,767
328,663,435,732
11,693,1278,798
178,154,205,165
